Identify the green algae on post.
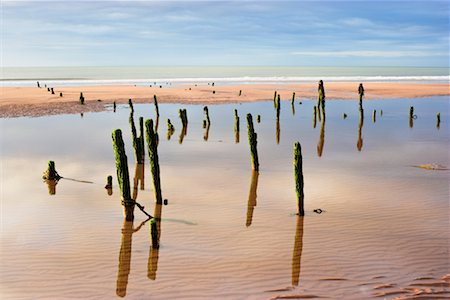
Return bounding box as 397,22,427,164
167,119,175,140
112,129,134,221
129,112,143,164
128,99,134,112
43,160,61,180
294,142,304,216
246,114,259,171
145,119,163,205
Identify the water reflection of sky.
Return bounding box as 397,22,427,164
0,97,448,299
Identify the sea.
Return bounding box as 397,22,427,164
1,66,449,87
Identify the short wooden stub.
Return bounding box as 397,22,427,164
79,92,85,105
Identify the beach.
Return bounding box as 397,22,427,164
1,82,449,117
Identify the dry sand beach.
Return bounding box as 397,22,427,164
1,82,449,117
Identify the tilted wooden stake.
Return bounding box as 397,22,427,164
247,114,259,171
112,129,134,221
145,119,163,205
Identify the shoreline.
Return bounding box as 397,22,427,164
1,82,449,118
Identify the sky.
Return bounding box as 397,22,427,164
1,0,449,67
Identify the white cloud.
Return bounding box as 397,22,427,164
291,50,447,57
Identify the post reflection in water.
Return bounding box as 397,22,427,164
276,117,280,144
179,126,187,144
203,123,210,141
317,118,325,157
132,163,145,200
292,216,304,286
45,179,58,195
116,219,149,297
148,203,162,280
246,171,259,227
357,106,364,152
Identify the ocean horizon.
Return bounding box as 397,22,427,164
2,66,449,87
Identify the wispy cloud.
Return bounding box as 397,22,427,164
291,50,447,57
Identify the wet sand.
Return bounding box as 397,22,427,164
1,82,449,117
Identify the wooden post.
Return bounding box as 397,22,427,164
178,109,188,143
43,160,61,180
129,112,143,164
145,119,163,204
59,92,63,97
409,106,414,128
276,97,280,119
239,90,242,96
317,118,325,157
153,95,160,117
372,110,376,123
139,117,145,160
203,106,211,126
234,109,240,144
112,129,134,221
358,83,364,105
257,115,261,123
79,92,85,105
167,119,175,140
436,113,440,129
128,99,134,113
105,175,113,195
113,101,117,112
273,91,277,108
343,113,347,119
51,88,55,95
246,114,259,171
291,92,295,105
294,142,304,216
37,81,40,88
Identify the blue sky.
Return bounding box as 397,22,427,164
2,0,449,67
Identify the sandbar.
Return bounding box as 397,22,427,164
1,82,448,117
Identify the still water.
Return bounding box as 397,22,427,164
1,97,448,299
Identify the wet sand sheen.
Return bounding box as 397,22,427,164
0,99,448,299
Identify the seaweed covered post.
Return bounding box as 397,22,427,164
79,92,85,105
234,109,240,143
167,119,175,140
129,112,143,164
178,109,188,143
112,129,134,221
139,117,145,160
293,142,304,216
436,113,441,129
43,160,61,181
246,114,259,171
145,119,163,205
